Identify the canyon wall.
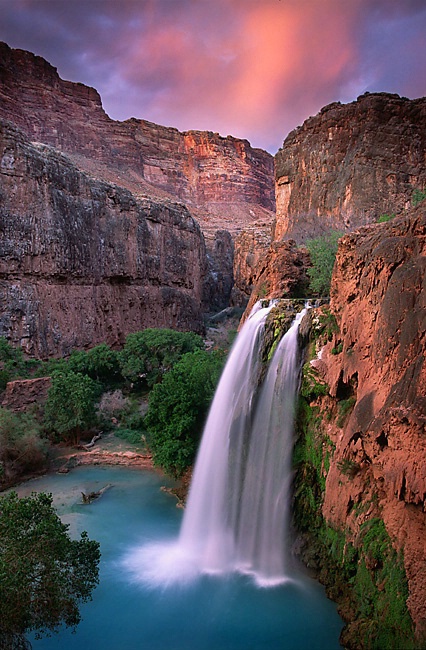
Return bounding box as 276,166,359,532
0,41,275,243
0,119,206,357
275,93,426,243
294,207,425,646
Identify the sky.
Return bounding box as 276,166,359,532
0,0,425,153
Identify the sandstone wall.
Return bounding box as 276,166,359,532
310,208,426,636
0,41,275,241
0,120,206,357
275,93,426,243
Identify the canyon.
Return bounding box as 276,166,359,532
0,41,425,649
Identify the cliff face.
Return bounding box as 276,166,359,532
275,93,426,243
0,41,275,242
239,240,310,319
296,208,425,643
0,120,206,356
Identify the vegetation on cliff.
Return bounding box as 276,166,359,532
305,231,342,296
292,308,418,650
0,328,225,485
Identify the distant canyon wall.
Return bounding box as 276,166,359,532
274,93,426,243
0,41,275,242
0,119,206,357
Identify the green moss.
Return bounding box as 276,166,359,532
293,361,416,649
300,363,329,400
377,213,395,223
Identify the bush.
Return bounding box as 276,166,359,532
119,329,204,389
0,338,39,387
66,344,121,384
0,408,48,484
306,231,342,296
0,491,100,647
145,349,224,476
412,188,426,207
377,213,395,223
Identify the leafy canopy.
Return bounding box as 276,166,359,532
0,491,100,647
145,349,224,476
306,231,342,296
119,328,204,388
44,371,98,443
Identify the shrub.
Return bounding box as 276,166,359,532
0,338,39,386
377,213,395,223
306,231,342,296
0,408,48,483
412,188,426,207
336,396,356,427
145,349,224,476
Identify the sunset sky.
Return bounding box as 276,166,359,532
0,0,425,153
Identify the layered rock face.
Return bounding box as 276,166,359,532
309,208,425,637
0,41,275,243
0,120,206,356
275,93,426,243
239,240,310,320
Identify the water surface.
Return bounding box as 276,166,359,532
16,466,343,650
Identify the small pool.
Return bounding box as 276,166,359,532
14,466,343,650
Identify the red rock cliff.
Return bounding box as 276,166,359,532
275,93,426,243
309,207,425,638
0,41,275,242
0,120,206,356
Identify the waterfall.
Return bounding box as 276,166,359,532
179,303,306,585
124,302,306,588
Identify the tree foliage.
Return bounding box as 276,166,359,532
0,491,100,648
44,371,98,444
145,349,224,476
0,408,48,484
306,231,342,296
119,328,204,388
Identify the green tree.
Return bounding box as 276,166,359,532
0,408,48,485
66,344,121,385
0,491,100,649
306,231,342,296
119,328,204,389
44,371,98,444
145,349,224,476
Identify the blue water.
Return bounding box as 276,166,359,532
15,466,343,650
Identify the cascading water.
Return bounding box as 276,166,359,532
180,304,306,585
124,302,307,587
179,302,276,573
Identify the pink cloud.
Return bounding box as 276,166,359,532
0,0,425,151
